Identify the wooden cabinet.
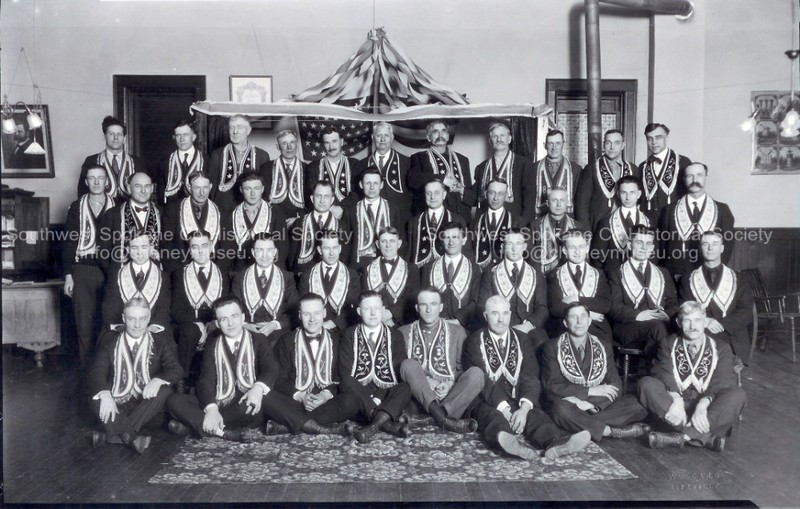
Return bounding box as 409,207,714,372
2,282,62,367
1,185,49,276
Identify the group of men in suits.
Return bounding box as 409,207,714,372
64,114,747,457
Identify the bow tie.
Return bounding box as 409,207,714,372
133,205,148,213
306,334,321,342
648,155,662,165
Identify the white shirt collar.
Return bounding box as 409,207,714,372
688,193,707,210
124,331,144,348
256,264,274,279
362,324,382,338
489,330,509,344
620,205,638,216
428,206,444,219
193,260,211,272
504,259,522,272
568,261,585,273
105,149,124,160
364,197,381,206
132,260,151,276
653,147,670,162
444,253,463,267
225,331,244,349
178,146,196,160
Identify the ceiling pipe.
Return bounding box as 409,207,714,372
584,0,694,162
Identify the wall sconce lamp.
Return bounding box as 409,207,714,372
779,49,800,138
1,94,43,135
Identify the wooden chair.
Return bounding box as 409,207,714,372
614,346,645,394
740,268,798,363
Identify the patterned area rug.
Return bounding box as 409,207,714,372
149,426,635,484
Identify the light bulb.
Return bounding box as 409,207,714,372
740,117,756,132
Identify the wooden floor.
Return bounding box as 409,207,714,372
2,336,798,507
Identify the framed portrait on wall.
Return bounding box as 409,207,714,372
1,104,54,178
229,75,273,104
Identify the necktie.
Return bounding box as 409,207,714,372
708,267,719,289
368,332,375,346
135,270,145,288
637,262,646,278
259,270,268,289
488,212,498,231
367,203,376,225
324,265,333,287
688,342,698,359
197,266,209,290
625,212,633,228
316,214,323,226
232,340,240,353
130,338,141,358
430,212,438,227
573,264,583,287
511,263,520,284
182,152,190,172
446,261,455,282
692,202,701,223
577,343,585,362
194,204,203,220
378,155,385,170
112,155,120,175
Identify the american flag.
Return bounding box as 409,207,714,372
297,117,373,161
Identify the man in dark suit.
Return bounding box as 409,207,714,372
207,114,271,214
639,301,746,452
166,296,317,441
575,129,639,232
637,123,691,214
407,178,466,269
608,225,679,355
473,122,535,220
478,229,549,346
339,291,411,444
289,181,348,275
547,229,612,343
299,230,360,332
421,220,482,330
79,115,148,199
305,127,358,221
409,120,476,217
532,129,582,216
541,303,649,444
171,230,229,392
353,122,412,213
266,129,308,226
63,165,115,368
231,233,298,343
527,187,587,275
471,178,520,269
87,297,182,453
361,226,419,327
678,230,753,361
155,118,207,208
269,293,360,436
462,295,591,459
658,163,735,279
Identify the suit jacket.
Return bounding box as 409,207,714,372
470,206,520,268
79,152,148,199
547,262,613,340
462,328,541,409
207,144,272,214
478,261,549,328
341,198,405,266
608,261,679,324
305,156,360,209
408,149,477,217
531,158,583,218
658,195,735,277
636,151,692,215
406,208,468,268
87,328,182,398
63,195,114,275
287,211,350,274
231,264,299,329
196,330,277,408
219,200,287,273
361,257,420,326
590,207,658,276
650,334,738,401
161,198,223,274
171,261,230,326
353,150,413,213
526,215,588,274
154,149,209,207
399,320,468,378
540,335,621,409
264,157,310,221
338,325,407,388
102,264,171,328
299,262,361,331
575,157,639,231
273,328,344,398
473,153,535,219
97,201,163,276
421,255,482,328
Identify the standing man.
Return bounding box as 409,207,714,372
639,301,746,452
659,163,735,279
289,181,347,275
339,291,412,444
541,303,650,444
474,122,534,220
532,129,582,217
306,127,357,220
156,118,206,208
463,296,591,460
79,115,147,199
608,225,678,355
575,129,638,231
342,168,400,267
267,129,307,225
362,226,419,327
407,177,466,269
471,178,519,269
63,165,115,368
87,297,182,453
678,230,753,361
354,122,412,213
208,114,271,214
637,123,691,214
528,187,587,274
409,120,476,218
399,288,482,433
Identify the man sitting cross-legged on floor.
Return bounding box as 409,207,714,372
266,292,361,437
462,295,592,460
87,297,182,454
398,287,482,433
339,291,412,444
541,302,650,444
165,296,329,441
638,300,746,452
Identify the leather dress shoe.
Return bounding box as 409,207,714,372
648,431,686,449
120,432,151,454
265,420,291,436
705,435,726,452
381,420,410,439
544,430,591,459
609,422,651,439
301,419,353,436
91,431,106,448
220,429,254,443
442,417,478,434
398,413,434,428
168,419,191,436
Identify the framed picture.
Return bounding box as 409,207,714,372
229,75,273,104
1,104,54,178
750,91,800,174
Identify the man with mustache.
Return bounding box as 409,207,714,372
658,163,734,279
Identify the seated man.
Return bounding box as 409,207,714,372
407,177,466,269
269,293,361,436
166,296,315,441
639,301,746,452
171,230,229,393
541,303,650,444
299,230,360,332
462,295,591,460
608,225,678,356
339,291,412,444
102,233,171,331
289,181,347,275
87,297,182,453
232,233,298,342
361,226,420,327
547,229,612,342
471,178,519,269
527,186,587,275
399,288,482,433
678,230,753,361
342,168,401,267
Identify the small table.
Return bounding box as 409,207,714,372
2,281,63,368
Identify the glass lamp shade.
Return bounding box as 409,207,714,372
26,111,43,129
1,117,16,134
